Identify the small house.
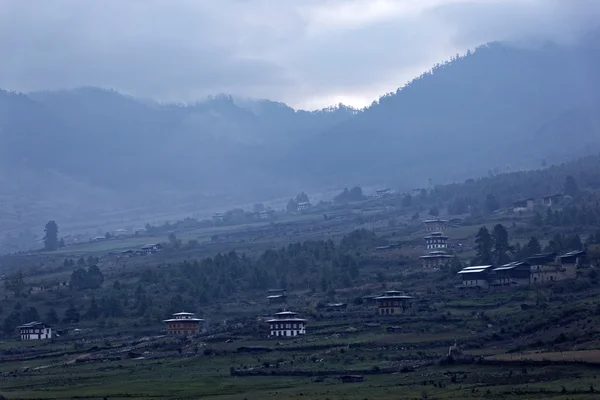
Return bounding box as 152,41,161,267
542,194,563,207
267,294,287,304
422,219,448,232
419,251,453,269
325,303,348,312
559,250,586,268
374,290,413,315
375,188,392,198
297,202,311,212
340,375,365,383
19,321,52,340
259,209,275,220
212,213,224,223
163,312,203,336
457,265,495,288
513,197,535,212
267,311,306,338
424,232,448,250
141,243,163,255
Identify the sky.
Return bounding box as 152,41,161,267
0,0,598,110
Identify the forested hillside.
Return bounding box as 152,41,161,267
2,33,600,233
300,39,600,188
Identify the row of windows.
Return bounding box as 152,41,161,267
271,323,304,329
169,323,197,328
379,308,397,314
21,328,50,334
378,301,404,307
168,330,194,335
426,239,447,244
427,244,447,249
271,330,302,337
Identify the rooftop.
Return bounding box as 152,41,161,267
458,265,493,274
18,321,49,329
560,250,585,258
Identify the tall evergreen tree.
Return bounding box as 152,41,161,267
564,175,579,197
43,220,59,251
492,224,512,265
474,226,493,265
523,237,542,257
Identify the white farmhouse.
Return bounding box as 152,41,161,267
19,321,52,340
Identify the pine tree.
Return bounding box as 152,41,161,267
43,220,59,251
492,224,512,265
474,226,493,265
523,237,542,257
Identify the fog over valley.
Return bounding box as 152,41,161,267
1,0,600,246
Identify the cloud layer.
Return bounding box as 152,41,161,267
0,0,598,109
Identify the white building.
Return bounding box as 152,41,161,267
19,321,52,340
267,311,306,338
297,202,311,211
424,232,448,250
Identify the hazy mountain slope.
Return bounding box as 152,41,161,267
0,88,356,233
2,35,600,235
295,40,600,188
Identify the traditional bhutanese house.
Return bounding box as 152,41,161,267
457,265,495,288
374,290,413,315
527,252,562,283
559,250,586,267
492,261,531,286
18,321,52,340
424,232,448,250
212,213,224,223
543,193,563,207
259,209,275,220
267,294,287,304
422,219,448,232
267,311,306,338
419,250,454,269
141,243,163,255
375,188,392,198
558,250,585,278
325,303,348,312
513,197,535,212
297,202,311,211
163,312,204,336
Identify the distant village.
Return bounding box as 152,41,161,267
14,190,591,344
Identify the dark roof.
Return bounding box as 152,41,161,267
18,321,50,329
543,193,563,199
527,252,558,262
559,250,585,259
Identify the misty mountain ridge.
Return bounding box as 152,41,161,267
2,35,600,235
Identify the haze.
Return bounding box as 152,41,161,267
0,0,598,109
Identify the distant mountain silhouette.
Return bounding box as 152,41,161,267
1,35,600,233
296,39,600,188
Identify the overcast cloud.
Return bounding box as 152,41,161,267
0,0,598,109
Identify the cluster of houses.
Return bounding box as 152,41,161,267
512,194,563,213
212,208,276,224
458,250,586,289
120,243,163,257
